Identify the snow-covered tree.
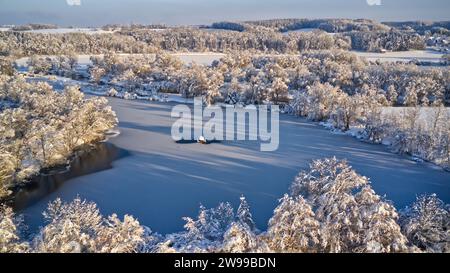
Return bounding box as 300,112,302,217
219,222,267,253
33,197,147,253
0,57,15,76
386,85,398,105
267,194,321,253
177,63,224,105
304,82,343,121
289,90,310,117
290,157,408,252
399,194,449,253
194,202,234,241
33,197,104,253
166,202,236,253
0,205,29,253
96,214,146,253
354,186,409,253
268,77,289,105
0,151,16,197
236,195,256,231
90,67,106,83
330,93,360,131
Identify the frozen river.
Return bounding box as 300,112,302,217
18,98,450,234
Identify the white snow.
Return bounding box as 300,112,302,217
22,28,115,35
353,49,445,63
171,52,226,65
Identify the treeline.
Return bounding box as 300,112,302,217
210,19,428,51
10,24,58,31
0,31,155,57
101,23,168,31
118,27,350,53
1,158,448,253
0,76,117,199
1,28,346,57
242,18,390,33
209,22,246,32
0,25,427,58
226,18,450,36
383,21,450,35
347,30,425,52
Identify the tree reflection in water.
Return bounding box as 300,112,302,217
11,142,130,211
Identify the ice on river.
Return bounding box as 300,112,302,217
19,98,450,234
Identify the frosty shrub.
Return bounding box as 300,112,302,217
399,194,449,253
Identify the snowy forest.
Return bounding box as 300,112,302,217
0,16,449,254
0,19,440,56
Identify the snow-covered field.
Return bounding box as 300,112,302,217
171,52,225,65
0,27,115,34
353,49,445,63
24,28,114,34
18,98,450,234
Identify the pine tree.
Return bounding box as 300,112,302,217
236,195,256,231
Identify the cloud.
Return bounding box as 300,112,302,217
66,0,81,6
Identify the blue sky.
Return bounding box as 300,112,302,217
0,0,449,26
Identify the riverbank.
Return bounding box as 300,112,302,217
10,142,129,212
